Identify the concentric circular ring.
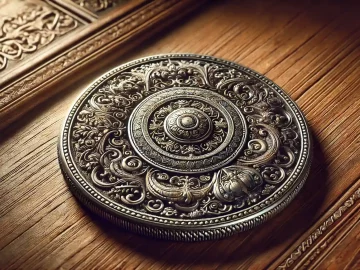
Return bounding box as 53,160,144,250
128,88,247,174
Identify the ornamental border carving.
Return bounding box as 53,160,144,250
275,184,360,269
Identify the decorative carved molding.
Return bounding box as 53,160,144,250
0,0,176,107
0,0,206,129
276,185,360,269
0,1,78,71
301,235,334,269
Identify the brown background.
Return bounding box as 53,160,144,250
0,0,360,269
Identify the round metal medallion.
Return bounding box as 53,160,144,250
59,54,312,241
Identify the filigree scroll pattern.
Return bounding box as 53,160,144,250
0,3,78,71
71,59,301,218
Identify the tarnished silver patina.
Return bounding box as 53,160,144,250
58,54,312,241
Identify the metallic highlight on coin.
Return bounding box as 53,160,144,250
59,54,312,241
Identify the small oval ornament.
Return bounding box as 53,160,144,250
58,54,312,241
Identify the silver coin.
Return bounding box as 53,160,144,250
58,54,312,241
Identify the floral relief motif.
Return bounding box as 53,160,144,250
0,3,78,71
72,0,117,13
71,59,301,218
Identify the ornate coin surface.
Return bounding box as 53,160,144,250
59,54,312,241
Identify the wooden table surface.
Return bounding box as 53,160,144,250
1,0,359,269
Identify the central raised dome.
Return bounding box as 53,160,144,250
178,115,197,129
164,108,213,143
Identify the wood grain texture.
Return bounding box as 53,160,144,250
317,209,360,270
0,0,360,269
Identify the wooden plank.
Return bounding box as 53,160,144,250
317,214,360,270
0,0,359,269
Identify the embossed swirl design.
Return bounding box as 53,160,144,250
0,3,78,71
70,59,301,219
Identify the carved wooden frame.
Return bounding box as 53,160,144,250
0,0,207,130
271,182,360,269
